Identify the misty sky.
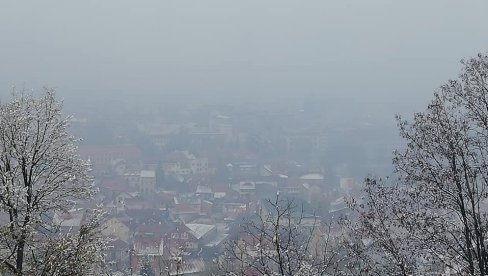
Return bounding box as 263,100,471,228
1,1,488,107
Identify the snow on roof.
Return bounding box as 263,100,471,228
299,173,324,180
185,223,216,240
239,181,256,190
196,185,212,194
329,197,349,213
140,170,155,178
205,233,229,247
53,210,84,227
216,114,230,120
214,192,226,199
331,196,346,206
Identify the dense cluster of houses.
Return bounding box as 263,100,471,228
57,106,365,275
60,141,357,275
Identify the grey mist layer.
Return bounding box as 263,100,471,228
1,0,488,110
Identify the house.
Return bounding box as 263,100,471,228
124,197,154,210
299,173,325,187
201,200,213,217
115,191,140,208
230,161,259,179
123,170,156,197
101,217,131,243
203,232,229,259
163,151,209,176
171,196,213,222
134,236,164,256
105,237,130,272
238,181,256,195
99,177,136,201
140,170,157,196
154,190,177,210
52,208,86,231
79,144,142,172
124,209,169,225
134,223,199,256
221,202,248,221
195,185,213,201
171,203,201,223
131,236,165,274
301,182,322,204
185,223,217,246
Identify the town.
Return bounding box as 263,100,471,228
68,100,380,275
2,1,488,275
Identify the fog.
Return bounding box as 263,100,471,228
3,2,488,273
1,1,488,109
1,1,488,178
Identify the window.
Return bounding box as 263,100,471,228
181,232,188,239
171,233,179,239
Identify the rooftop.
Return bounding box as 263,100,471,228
140,170,156,178
299,173,325,180
185,223,216,240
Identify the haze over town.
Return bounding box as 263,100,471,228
1,1,488,275
1,1,488,105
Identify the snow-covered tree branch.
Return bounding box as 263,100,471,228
0,88,106,275
342,53,488,275
219,193,344,276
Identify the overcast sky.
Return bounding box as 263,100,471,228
1,1,488,107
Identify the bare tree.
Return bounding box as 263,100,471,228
342,53,488,275
0,89,106,275
341,177,424,276
219,193,343,276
